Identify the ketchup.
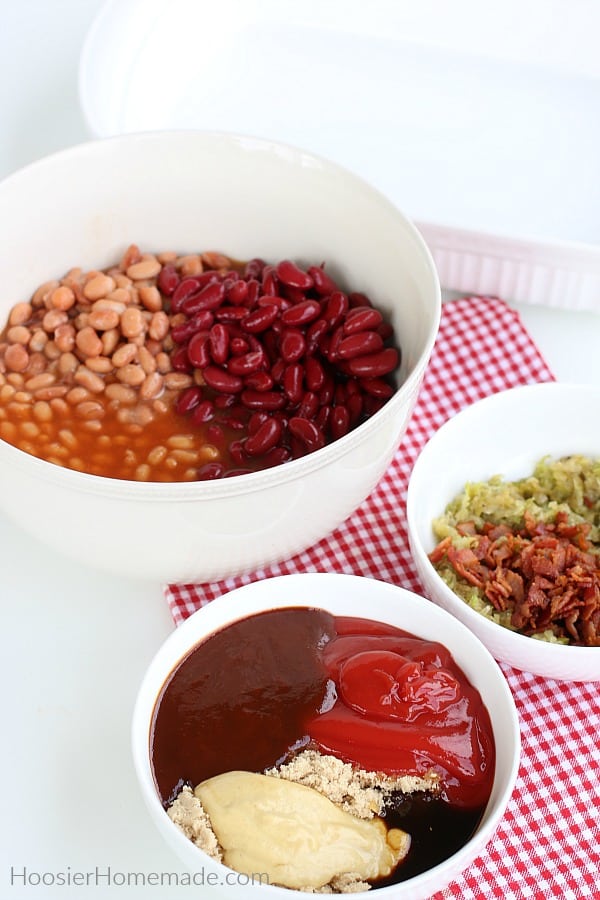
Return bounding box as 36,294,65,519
305,617,495,807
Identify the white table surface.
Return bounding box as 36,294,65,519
1,2,599,897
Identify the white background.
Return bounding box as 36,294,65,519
1,1,599,897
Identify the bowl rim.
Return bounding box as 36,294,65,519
131,572,520,897
0,129,441,499
406,382,600,666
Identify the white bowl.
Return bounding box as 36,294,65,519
132,572,520,900
407,382,600,682
0,131,440,583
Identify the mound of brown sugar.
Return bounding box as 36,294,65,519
167,785,222,862
265,749,439,819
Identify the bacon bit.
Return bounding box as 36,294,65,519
446,545,487,587
428,536,452,564
456,521,478,536
429,515,600,647
482,522,513,541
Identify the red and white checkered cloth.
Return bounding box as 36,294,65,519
165,297,600,899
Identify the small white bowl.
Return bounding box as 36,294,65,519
132,572,520,900
407,382,600,682
0,131,439,583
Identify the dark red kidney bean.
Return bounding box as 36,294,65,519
315,405,331,432
289,435,306,458
191,399,215,424
283,362,304,405
281,299,321,327
230,336,250,355
242,304,279,333
269,360,284,387
171,273,215,312
280,327,306,362
229,440,247,465
297,391,319,420
171,311,213,344
240,389,286,410
345,378,359,397
244,371,274,392
172,344,193,372
248,411,269,435
347,392,364,426
203,365,243,394
209,323,230,364
197,462,225,480
324,291,348,327
187,331,210,368
224,468,253,477
360,377,395,399
176,386,203,415
334,382,346,406
206,423,224,444
348,291,372,308
327,325,345,361
288,416,325,451
227,350,265,376
214,393,236,409
182,281,226,315
190,309,215,331
262,266,279,296
215,305,249,323
317,333,330,357
227,279,248,305
157,264,179,297
377,322,394,341
244,334,263,353
306,317,330,353
347,347,399,377
260,446,292,467
225,416,246,431
281,284,308,304
307,265,338,296
244,258,266,279
276,259,314,290
337,331,383,360
258,294,290,311
244,417,282,456
318,376,335,407
246,279,261,305
304,356,325,392
343,306,383,334
330,404,350,440
261,330,279,365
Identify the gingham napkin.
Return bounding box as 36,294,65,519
165,297,599,899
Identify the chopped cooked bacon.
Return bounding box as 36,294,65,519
456,521,478,536
446,545,486,587
429,515,600,647
428,536,452,564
